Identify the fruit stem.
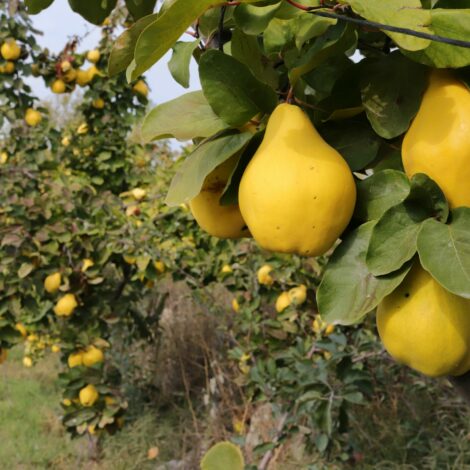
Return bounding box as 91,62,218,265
218,5,227,52
286,86,294,104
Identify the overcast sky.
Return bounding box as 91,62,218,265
28,2,200,104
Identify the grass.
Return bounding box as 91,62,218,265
0,347,80,469
0,347,199,469
3,346,470,469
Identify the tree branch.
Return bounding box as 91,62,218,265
284,0,470,49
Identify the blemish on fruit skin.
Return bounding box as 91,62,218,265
276,226,280,230
404,292,410,298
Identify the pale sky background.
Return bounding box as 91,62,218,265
28,2,201,104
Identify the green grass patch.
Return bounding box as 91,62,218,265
0,348,79,469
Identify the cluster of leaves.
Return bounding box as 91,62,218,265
0,1,44,126
0,3,158,437
107,0,470,329
25,0,157,25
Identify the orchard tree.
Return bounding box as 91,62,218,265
7,0,470,465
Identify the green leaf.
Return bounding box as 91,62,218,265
319,118,381,171
220,131,264,206
263,18,296,55
360,53,428,139
231,29,278,89
287,23,357,86
18,263,34,279
132,0,268,79
63,409,97,428
418,207,470,298
234,2,282,35
294,13,337,49
199,50,278,127
142,91,229,142
354,170,410,222
125,0,157,19
404,9,470,68
131,0,211,79
201,442,244,470
108,13,158,76
165,132,253,206
373,144,404,172
68,0,117,25
436,0,470,6
303,56,354,102
317,222,412,325
313,62,364,122
168,40,200,89
198,6,234,37
366,173,448,276
347,0,432,51
25,0,54,14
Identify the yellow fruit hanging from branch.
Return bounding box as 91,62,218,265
403,71,470,209
377,264,470,377
190,156,250,239
239,104,356,256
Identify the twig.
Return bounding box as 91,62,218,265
284,0,470,49
218,5,227,52
258,412,289,470
178,355,200,434
311,10,470,49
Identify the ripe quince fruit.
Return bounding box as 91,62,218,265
92,97,105,109
68,351,84,368
257,265,273,286
54,293,78,317
25,108,42,127
190,156,250,239
1,38,21,61
403,71,470,208
76,69,91,87
82,345,104,367
276,291,291,313
377,264,470,377
239,103,356,256
132,79,148,97
79,384,99,407
44,272,61,293
23,356,33,368
87,49,101,63
288,285,307,306
51,79,67,95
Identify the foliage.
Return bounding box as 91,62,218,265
4,0,470,466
